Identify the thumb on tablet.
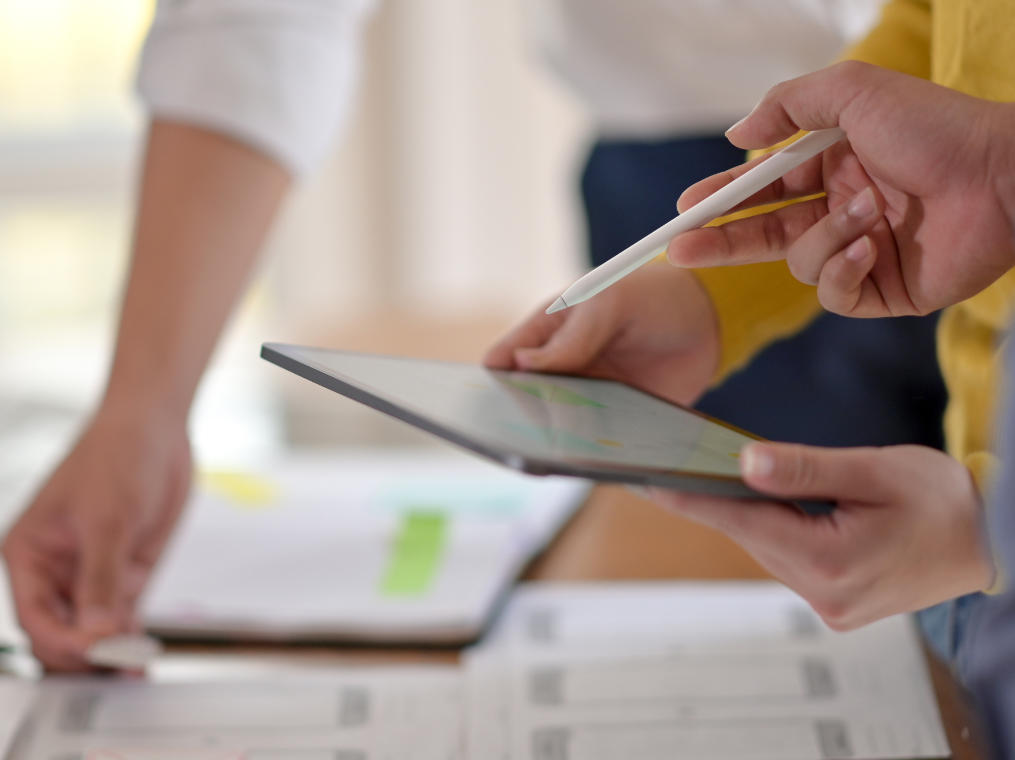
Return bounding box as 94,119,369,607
740,442,893,502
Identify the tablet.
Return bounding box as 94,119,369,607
261,343,822,508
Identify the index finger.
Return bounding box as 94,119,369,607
483,299,563,369
648,488,824,549
6,562,94,671
677,149,827,215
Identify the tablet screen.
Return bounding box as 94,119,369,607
271,346,754,477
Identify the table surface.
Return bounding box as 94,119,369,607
168,485,987,759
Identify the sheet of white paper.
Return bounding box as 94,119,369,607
0,678,36,759
87,634,164,670
467,581,950,760
141,450,588,643
14,667,463,760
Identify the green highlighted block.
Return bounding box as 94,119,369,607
380,511,448,597
504,379,605,408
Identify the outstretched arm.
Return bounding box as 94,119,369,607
105,120,290,420
2,0,374,670
2,120,290,670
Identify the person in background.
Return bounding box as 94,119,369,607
2,0,916,672
540,0,945,453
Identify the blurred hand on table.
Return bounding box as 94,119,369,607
2,403,191,670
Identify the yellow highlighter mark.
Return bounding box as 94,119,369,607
201,471,280,510
596,438,623,448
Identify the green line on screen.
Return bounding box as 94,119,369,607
504,378,606,408
380,510,448,597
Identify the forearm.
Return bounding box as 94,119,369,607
101,119,291,419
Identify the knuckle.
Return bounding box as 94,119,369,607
835,60,868,81
768,78,794,102
777,447,818,492
817,269,857,316
759,212,787,256
85,509,130,546
810,596,854,631
822,613,857,633
810,550,848,585
786,250,817,285
817,286,846,317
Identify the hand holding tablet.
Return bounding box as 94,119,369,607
261,343,830,514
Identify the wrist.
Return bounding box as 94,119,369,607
97,380,191,430
100,340,202,423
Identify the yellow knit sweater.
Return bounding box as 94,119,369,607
695,0,1015,490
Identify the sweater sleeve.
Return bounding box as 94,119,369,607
136,0,376,176
843,0,932,78
693,261,821,381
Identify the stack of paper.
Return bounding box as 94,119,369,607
465,582,951,760
0,679,34,760
141,451,588,644
7,667,464,760
2,582,951,760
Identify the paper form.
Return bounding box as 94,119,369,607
466,581,950,760
0,678,36,759
12,667,463,760
141,450,588,643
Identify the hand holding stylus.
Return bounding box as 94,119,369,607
547,128,846,314
669,62,1015,317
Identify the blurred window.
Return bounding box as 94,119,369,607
0,0,587,475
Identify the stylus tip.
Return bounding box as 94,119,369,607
545,297,568,315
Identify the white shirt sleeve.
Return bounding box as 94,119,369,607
136,0,376,176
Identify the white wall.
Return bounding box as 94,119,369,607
262,0,591,330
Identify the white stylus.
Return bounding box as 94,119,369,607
546,127,847,314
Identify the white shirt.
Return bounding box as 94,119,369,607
137,0,880,175
527,0,881,139
137,0,376,175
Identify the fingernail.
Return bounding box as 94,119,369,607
844,236,871,263
725,116,748,137
725,98,762,137
625,485,651,499
742,445,775,479
847,188,877,220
